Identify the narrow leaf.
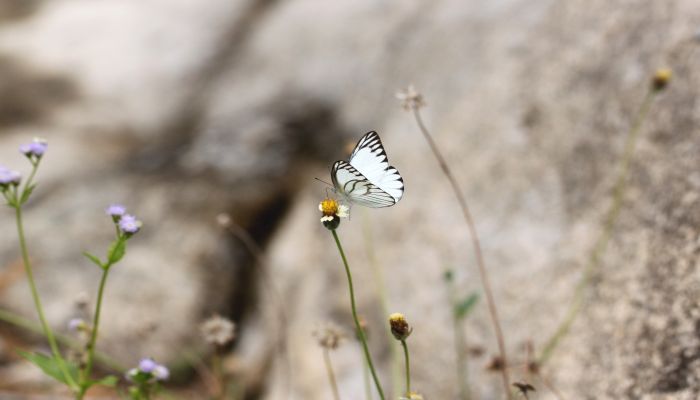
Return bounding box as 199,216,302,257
107,238,127,264
17,350,78,385
83,252,103,268
84,375,119,390
455,293,480,319
19,183,37,205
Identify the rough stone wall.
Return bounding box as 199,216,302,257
0,0,698,399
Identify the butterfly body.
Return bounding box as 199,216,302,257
331,131,404,208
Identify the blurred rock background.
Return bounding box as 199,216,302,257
0,0,698,399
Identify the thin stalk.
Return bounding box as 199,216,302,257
322,348,341,400
15,205,78,390
400,340,411,396
411,108,512,399
330,229,385,400
538,89,657,365
78,263,113,398
362,350,373,400
361,212,402,396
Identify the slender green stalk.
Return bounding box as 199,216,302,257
330,229,385,400
538,89,657,365
15,202,78,390
361,213,401,396
322,348,341,400
411,107,512,399
78,264,112,398
400,340,411,396
362,350,373,400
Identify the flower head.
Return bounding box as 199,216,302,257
126,358,169,383
652,68,672,91
389,313,413,341
106,204,127,218
138,358,157,373
119,214,142,235
319,198,349,230
68,318,88,332
152,364,169,381
200,314,237,346
396,85,426,111
0,166,21,188
313,322,346,350
19,138,48,160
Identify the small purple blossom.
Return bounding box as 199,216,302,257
68,318,85,332
119,214,142,234
0,166,21,186
19,138,48,158
106,204,127,217
138,358,157,373
152,364,170,381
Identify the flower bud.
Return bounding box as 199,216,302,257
389,313,412,341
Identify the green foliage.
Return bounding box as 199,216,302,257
19,183,36,205
18,350,78,385
107,237,127,265
83,251,104,268
454,293,479,319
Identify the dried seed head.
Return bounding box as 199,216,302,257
313,323,346,350
200,314,237,346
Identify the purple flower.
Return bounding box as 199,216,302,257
119,214,142,234
68,318,86,332
138,358,157,373
106,204,126,217
0,166,21,186
153,364,170,381
19,138,48,158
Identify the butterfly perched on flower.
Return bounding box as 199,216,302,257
331,131,404,208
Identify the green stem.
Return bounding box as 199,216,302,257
400,340,411,396
361,213,402,396
323,348,341,400
330,229,385,400
15,205,78,390
362,349,373,400
78,263,112,398
538,89,657,365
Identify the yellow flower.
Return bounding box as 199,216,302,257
318,198,349,229
652,68,672,91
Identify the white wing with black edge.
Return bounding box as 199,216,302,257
330,131,404,208
348,131,404,203
331,161,397,208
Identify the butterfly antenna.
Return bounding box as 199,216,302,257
314,177,333,187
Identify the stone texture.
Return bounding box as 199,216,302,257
0,0,699,399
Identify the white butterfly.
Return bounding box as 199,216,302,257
331,131,404,208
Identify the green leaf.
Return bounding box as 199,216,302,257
19,183,37,205
17,350,78,385
455,293,480,319
83,251,104,268
107,237,127,264
84,375,119,390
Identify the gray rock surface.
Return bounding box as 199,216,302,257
0,0,699,399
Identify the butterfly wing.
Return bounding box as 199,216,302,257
348,131,404,203
331,161,397,208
